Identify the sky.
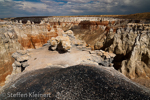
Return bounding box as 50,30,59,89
0,0,150,18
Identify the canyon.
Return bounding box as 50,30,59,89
0,16,150,90
1,26,150,99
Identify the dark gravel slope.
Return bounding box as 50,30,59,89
0,65,150,100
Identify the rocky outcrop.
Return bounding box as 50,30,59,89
106,23,150,79
69,18,150,80
5,50,30,84
1,65,150,100
87,50,116,67
48,36,72,52
0,28,22,86
0,21,64,86
12,50,30,73
14,24,61,49
71,20,122,50
4,31,116,85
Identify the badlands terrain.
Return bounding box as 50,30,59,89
0,13,150,99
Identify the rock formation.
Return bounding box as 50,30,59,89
48,36,72,52
106,23,150,80
70,19,150,82
0,65,150,100
5,31,116,82
0,16,150,99
0,16,150,89
0,20,65,86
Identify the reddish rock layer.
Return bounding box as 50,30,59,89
0,53,14,86
0,24,59,86
18,25,59,49
18,33,58,49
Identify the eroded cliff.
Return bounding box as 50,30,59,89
1,31,150,100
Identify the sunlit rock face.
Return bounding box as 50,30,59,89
105,23,150,80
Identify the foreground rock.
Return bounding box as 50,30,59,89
0,65,150,100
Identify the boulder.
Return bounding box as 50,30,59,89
49,36,72,52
